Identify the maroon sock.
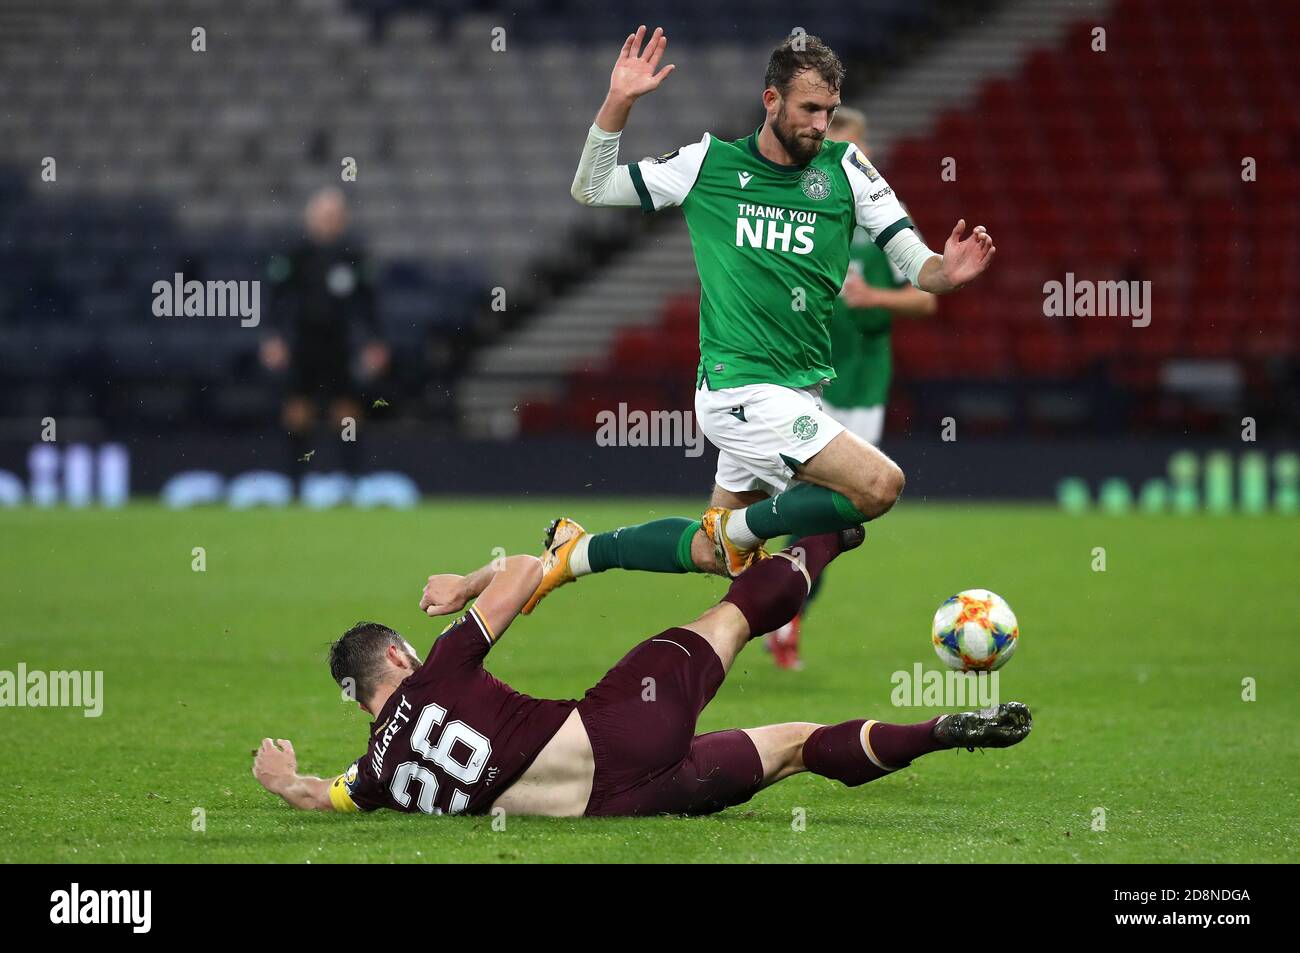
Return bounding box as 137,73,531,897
782,531,844,579
722,532,843,637
802,717,945,787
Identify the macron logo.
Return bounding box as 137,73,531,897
737,171,753,188
50,883,152,933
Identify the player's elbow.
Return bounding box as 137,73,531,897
570,179,593,206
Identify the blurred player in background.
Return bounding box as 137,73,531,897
525,27,993,616
824,107,937,444
766,107,938,670
251,527,1031,818
259,187,389,475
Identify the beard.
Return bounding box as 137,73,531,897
772,103,823,165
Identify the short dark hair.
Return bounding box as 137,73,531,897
764,33,845,98
328,621,409,706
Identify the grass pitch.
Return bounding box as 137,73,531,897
1,500,1296,863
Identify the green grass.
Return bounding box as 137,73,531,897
1,500,1297,863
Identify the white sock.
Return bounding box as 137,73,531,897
725,508,762,549
568,534,593,576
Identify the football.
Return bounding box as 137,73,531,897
931,589,1019,672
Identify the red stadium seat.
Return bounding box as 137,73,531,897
544,0,1296,438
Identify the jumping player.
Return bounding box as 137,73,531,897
251,530,1031,818
521,27,995,616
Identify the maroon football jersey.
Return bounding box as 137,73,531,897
328,606,577,816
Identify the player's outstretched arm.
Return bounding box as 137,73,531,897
846,148,993,294
914,219,995,294
252,738,334,811
571,25,675,208
419,554,542,642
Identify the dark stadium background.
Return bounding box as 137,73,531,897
0,0,1296,506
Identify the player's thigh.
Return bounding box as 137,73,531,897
798,428,905,517
709,483,768,509
579,629,725,774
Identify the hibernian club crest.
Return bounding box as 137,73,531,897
792,415,819,440
799,166,831,201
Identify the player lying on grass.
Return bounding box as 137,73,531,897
525,27,996,612
252,528,1031,818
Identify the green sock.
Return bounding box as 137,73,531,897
587,518,703,574
743,483,868,539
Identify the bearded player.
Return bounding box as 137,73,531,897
522,27,995,616
252,529,1031,818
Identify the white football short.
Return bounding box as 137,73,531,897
824,402,885,446
694,381,845,497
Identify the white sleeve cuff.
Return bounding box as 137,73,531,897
883,228,939,287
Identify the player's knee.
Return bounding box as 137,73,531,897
850,461,905,518
885,463,906,506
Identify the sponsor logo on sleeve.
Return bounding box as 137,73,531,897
849,148,880,181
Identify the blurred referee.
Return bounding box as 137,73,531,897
259,187,389,475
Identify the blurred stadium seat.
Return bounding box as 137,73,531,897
513,0,1300,437
0,0,1295,438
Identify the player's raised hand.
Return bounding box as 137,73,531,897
420,573,468,617
939,219,996,288
608,25,674,102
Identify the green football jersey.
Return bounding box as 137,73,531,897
822,227,907,410
628,124,913,391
